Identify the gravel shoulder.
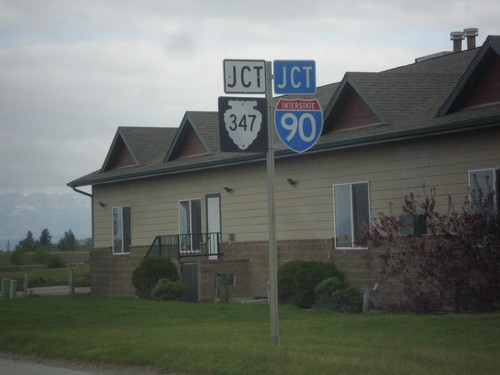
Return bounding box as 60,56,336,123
0,351,163,375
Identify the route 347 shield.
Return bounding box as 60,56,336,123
218,97,268,153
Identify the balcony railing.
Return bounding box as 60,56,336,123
145,233,222,260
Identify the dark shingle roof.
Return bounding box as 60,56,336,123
119,126,177,164
68,36,500,188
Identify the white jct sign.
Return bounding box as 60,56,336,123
223,60,267,94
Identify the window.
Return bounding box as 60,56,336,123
469,168,499,213
179,199,202,252
333,182,370,248
112,206,131,254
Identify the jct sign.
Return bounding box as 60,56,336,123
223,60,266,94
275,98,323,153
273,60,316,94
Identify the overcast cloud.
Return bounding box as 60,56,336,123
0,0,498,194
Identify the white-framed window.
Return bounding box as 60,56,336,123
468,168,499,213
333,182,370,249
112,206,131,254
178,199,202,252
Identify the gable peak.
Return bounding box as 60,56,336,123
164,113,211,162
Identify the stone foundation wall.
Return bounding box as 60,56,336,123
89,240,402,308
90,245,148,297
222,239,332,297
195,259,250,302
331,247,404,308
222,239,402,308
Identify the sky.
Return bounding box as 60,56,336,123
0,0,498,195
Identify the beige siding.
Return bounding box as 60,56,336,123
92,127,500,249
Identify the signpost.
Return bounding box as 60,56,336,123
220,58,322,347
264,61,280,346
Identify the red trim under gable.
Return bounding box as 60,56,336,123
112,140,135,169
178,127,207,157
464,54,500,108
333,86,380,130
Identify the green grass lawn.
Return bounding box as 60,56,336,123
0,264,89,288
0,297,498,375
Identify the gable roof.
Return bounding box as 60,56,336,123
323,73,390,132
101,126,177,172
68,36,500,189
164,112,214,161
438,35,500,116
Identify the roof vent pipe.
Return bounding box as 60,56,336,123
450,31,464,52
463,27,478,49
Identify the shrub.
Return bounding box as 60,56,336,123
33,248,51,265
315,277,363,312
46,254,66,269
132,257,178,299
366,186,499,312
30,276,48,288
151,278,187,301
278,260,345,309
9,246,33,265
33,248,66,269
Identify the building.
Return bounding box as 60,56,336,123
68,33,500,306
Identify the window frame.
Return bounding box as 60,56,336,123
333,182,370,249
112,205,131,255
468,168,499,213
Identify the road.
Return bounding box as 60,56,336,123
0,356,99,375
20,285,91,297
11,285,91,298
0,353,160,375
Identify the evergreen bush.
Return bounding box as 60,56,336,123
315,277,363,312
151,278,187,301
278,260,345,308
132,257,178,299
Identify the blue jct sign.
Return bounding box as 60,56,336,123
273,60,316,94
275,99,323,153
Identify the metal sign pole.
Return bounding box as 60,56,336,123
266,61,280,346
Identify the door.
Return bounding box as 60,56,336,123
206,194,221,260
179,199,202,253
181,263,198,302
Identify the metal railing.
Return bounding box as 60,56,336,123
145,233,221,260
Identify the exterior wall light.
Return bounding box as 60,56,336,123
287,178,297,187
223,187,233,193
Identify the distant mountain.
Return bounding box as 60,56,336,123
0,192,91,251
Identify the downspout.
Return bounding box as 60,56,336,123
71,186,92,198
70,186,95,249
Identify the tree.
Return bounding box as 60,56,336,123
18,231,36,251
57,229,77,251
366,186,499,312
39,228,52,247
79,237,93,249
